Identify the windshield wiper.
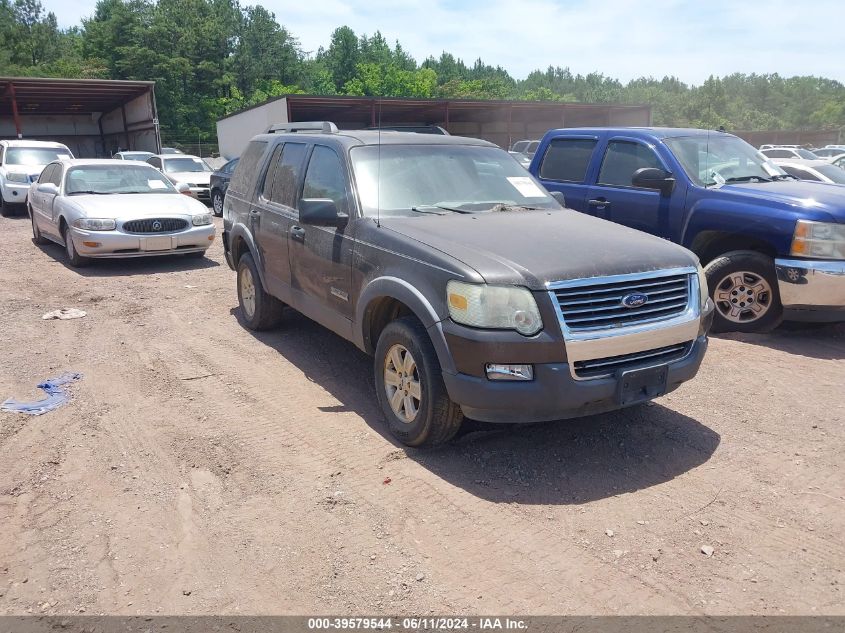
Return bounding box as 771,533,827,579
411,204,474,215
724,175,772,183
67,190,108,195
771,174,798,181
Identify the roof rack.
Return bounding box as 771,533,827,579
266,121,338,134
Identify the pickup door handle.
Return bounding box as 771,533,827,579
588,198,611,207
290,225,306,243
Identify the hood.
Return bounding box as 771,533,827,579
718,181,845,222
379,210,698,289
167,171,211,185
67,193,209,218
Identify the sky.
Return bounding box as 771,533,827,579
48,0,845,85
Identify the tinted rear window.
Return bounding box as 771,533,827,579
538,138,597,183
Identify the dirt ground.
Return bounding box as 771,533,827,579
0,213,843,616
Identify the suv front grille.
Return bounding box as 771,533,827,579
573,342,693,379
123,218,188,233
554,273,691,331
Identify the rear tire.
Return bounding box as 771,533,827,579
374,317,463,447
29,206,48,244
236,252,283,330
704,250,783,333
62,224,90,267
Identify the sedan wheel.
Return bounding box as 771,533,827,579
63,226,90,267
30,207,47,244
383,344,422,423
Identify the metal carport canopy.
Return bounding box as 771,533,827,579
0,76,154,116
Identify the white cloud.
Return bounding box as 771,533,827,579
48,0,845,85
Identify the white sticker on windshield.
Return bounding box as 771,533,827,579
57,154,71,160
148,179,167,189
710,171,726,186
506,176,546,198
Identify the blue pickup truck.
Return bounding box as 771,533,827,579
529,127,845,332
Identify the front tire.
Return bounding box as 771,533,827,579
62,225,90,267
0,196,13,218
236,252,283,330
29,206,48,244
374,317,463,447
705,250,783,333
211,190,224,217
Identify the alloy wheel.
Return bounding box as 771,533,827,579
383,344,422,423
714,271,773,324
239,265,256,319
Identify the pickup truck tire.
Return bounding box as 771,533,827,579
29,206,48,245
704,250,783,333
0,197,13,217
236,252,284,330
375,317,463,447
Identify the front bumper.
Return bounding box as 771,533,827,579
70,224,215,258
775,258,845,322
186,186,211,204
443,334,708,424
1,181,31,204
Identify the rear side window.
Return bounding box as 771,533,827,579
230,140,268,195
301,146,348,215
38,164,57,184
538,138,597,183
263,143,307,207
598,141,664,188
47,165,63,186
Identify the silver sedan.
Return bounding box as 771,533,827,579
27,159,215,267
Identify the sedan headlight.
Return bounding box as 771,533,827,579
446,281,543,336
696,264,710,308
6,172,30,183
192,213,213,226
790,220,845,260
72,218,116,231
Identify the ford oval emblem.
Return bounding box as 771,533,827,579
621,293,648,308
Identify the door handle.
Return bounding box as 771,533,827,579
291,225,306,243
588,198,611,207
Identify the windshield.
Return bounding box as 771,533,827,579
6,147,72,166
350,144,560,217
162,157,211,173
120,152,154,161
796,149,820,160
665,135,786,187
65,165,177,195
815,164,845,184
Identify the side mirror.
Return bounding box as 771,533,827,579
175,182,190,194
632,167,675,196
549,191,566,207
299,198,348,227
37,183,59,196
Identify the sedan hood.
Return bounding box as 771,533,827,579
167,171,211,186
720,181,845,222
379,210,698,289
67,193,209,218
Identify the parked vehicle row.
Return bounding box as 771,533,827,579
1,140,74,217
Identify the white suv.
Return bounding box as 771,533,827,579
0,140,73,216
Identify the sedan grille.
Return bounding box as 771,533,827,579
573,342,693,379
554,273,691,331
123,218,188,233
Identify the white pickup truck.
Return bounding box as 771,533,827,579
0,140,74,217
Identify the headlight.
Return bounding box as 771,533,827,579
696,264,709,308
791,220,845,260
446,281,543,336
72,218,115,231
192,213,212,226
6,172,30,183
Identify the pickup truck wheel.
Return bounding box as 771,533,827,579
236,252,283,330
29,206,48,245
704,251,783,333
211,190,224,217
0,197,12,217
374,317,463,447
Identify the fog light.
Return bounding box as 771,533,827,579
82,241,100,247
485,364,534,381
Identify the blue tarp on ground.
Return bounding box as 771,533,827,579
1,372,83,415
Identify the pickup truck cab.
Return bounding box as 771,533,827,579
1,140,74,216
223,122,713,447
530,128,845,332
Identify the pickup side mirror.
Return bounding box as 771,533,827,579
299,198,348,227
632,167,675,196
175,182,190,194
550,191,566,207
37,183,59,196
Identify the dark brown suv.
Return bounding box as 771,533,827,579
222,122,714,447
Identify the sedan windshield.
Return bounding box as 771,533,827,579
65,165,177,195
6,147,71,166
119,152,155,161
665,136,786,187
350,145,559,217
162,157,211,173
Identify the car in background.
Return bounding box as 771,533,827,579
160,147,184,155
760,147,820,160
27,159,214,267
808,148,844,159
771,159,845,185
113,150,155,162
511,139,540,157
829,154,845,170
759,144,802,150
508,151,531,168
210,157,239,216
146,154,212,205
1,140,74,216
